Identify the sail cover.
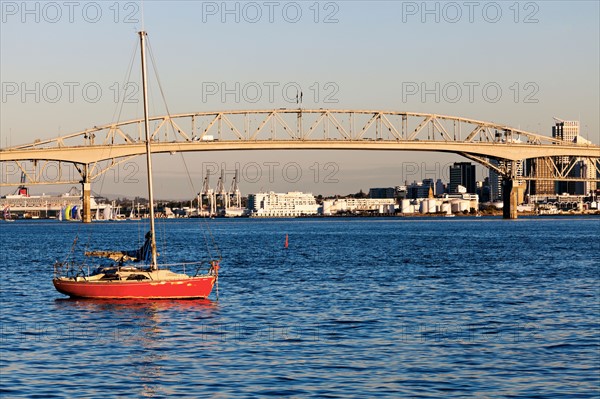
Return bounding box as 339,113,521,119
85,231,153,263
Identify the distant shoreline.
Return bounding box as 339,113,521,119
259,211,600,219
6,210,599,222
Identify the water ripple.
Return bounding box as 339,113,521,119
1,217,599,397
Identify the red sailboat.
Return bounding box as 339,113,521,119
53,31,219,299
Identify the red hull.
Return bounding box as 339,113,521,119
53,276,216,299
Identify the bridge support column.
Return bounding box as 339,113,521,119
82,181,92,223
502,177,518,219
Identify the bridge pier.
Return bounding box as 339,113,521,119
82,177,92,223
502,177,518,219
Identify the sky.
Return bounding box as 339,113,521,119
1,1,599,199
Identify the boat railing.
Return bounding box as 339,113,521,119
156,260,219,277
53,259,219,279
53,260,90,279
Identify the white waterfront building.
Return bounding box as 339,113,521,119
247,191,319,217
321,198,396,215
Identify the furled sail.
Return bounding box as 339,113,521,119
85,231,154,263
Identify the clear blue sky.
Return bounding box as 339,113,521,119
1,1,598,198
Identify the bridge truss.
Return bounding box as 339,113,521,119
1,109,599,187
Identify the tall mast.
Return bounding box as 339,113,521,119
139,31,158,270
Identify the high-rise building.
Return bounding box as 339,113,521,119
448,162,476,194
369,187,397,199
407,180,434,199
552,118,579,142
489,159,525,201
525,158,554,195
573,159,596,195
435,179,445,196
552,118,579,167
478,177,491,202
489,159,502,201
551,118,592,195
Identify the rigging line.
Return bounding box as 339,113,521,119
201,215,213,260
139,209,145,247
176,152,220,260
83,217,94,259
163,218,167,259
197,182,220,258
139,35,170,265
157,215,167,262
145,34,220,260
73,211,85,258
146,37,177,140
195,191,220,260
146,38,170,114
63,227,81,265
195,193,214,260
203,214,222,260
176,149,197,206
111,39,139,126
176,152,221,260
98,38,139,198
148,37,223,263
154,260,206,267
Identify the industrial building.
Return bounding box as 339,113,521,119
399,194,479,215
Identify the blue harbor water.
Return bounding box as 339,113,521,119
1,217,599,398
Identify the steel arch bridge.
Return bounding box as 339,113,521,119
1,109,599,219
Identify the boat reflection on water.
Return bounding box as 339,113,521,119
53,298,218,397
53,297,218,312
